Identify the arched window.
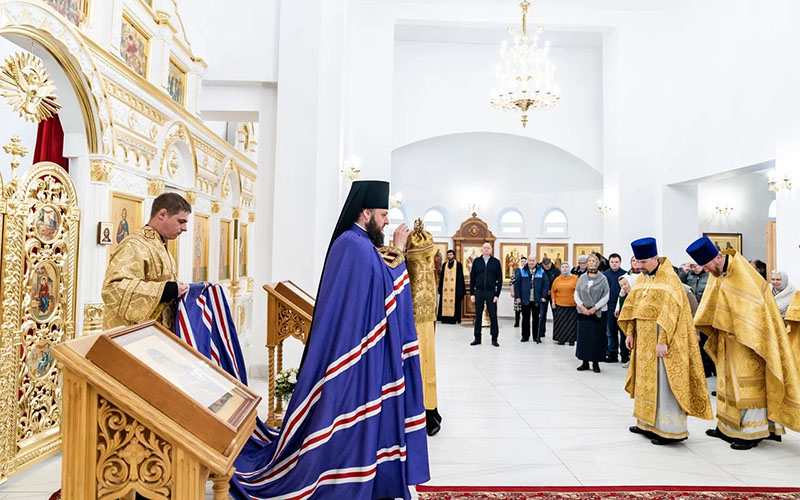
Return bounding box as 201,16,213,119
499,208,525,235
541,208,568,236
423,208,446,235
386,207,407,240
768,199,776,220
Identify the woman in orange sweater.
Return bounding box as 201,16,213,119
551,262,579,345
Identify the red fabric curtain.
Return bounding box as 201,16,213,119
33,115,69,172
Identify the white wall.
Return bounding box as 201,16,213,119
696,171,774,262
179,0,280,82
393,39,603,170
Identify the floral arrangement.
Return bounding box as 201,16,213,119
275,368,299,402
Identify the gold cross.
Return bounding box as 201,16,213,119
2,135,28,179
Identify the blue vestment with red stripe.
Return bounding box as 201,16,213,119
229,225,430,500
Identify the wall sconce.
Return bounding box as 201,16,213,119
467,202,481,215
714,203,734,216
597,199,611,215
390,192,404,208
768,170,792,193
340,155,361,181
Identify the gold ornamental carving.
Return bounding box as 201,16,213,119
247,277,254,293
232,208,240,220
147,178,165,197
210,200,221,214
248,212,255,223
0,52,62,123
83,303,104,334
96,398,172,500
89,159,114,183
277,303,308,343
184,190,197,205
0,161,80,483
3,135,26,196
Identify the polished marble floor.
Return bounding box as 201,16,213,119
2,319,798,498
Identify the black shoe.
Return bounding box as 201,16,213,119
651,436,682,446
569,342,575,346
766,433,782,442
592,362,601,373
557,341,565,345
491,340,500,347
629,425,649,436
425,409,442,436
430,408,443,425
514,323,520,328
730,439,759,450
606,355,619,363
577,361,590,371
621,356,630,364
705,427,733,443
520,338,529,342
470,339,481,346
711,390,717,396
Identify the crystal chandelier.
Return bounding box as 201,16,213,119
490,1,559,127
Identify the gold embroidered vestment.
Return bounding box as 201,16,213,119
101,226,178,330
618,257,713,429
694,251,800,433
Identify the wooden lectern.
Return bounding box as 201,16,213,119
53,321,261,500
263,280,314,427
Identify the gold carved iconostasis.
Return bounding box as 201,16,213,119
0,0,259,484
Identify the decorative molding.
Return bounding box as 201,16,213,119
147,178,165,197
89,159,114,183
248,212,255,223
0,52,62,122
210,200,221,214
183,190,196,204
232,208,240,220
103,79,167,126
247,277,254,293
83,303,104,334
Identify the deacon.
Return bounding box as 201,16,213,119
101,192,191,330
687,236,800,450
406,220,443,436
230,180,429,500
618,238,712,445
438,249,466,324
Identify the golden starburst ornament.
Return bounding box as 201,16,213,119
0,52,62,123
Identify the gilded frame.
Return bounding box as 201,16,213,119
219,218,232,282
192,213,210,282
499,242,530,285
119,12,150,78
536,243,568,269
573,243,604,264
108,191,144,259
703,232,742,255
238,222,248,278
167,55,187,106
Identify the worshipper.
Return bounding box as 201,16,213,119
437,249,466,324
574,254,609,373
101,192,190,330
406,220,443,437
509,261,523,328
615,274,636,368
232,180,429,499
552,262,579,346
619,237,712,445
687,236,800,450
603,253,628,363
470,242,503,346
529,254,551,343
539,257,560,337
593,252,610,272
769,270,796,318
571,254,588,276
750,259,768,280
513,256,533,342
628,256,641,277
686,262,713,376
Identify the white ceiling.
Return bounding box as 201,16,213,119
395,23,603,49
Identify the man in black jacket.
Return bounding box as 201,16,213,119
470,242,503,346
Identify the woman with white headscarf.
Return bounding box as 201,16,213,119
770,270,796,318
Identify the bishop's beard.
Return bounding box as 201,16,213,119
366,214,385,247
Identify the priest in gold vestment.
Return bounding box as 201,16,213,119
782,291,800,363
102,193,191,330
406,219,443,436
618,238,712,445
687,236,800,450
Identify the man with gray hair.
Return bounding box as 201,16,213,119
571,254,588,277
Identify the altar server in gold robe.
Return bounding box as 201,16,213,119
687,236,800,450
619,238,712,445
102,193,191,330
782,292,800,363
406,219,443,436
